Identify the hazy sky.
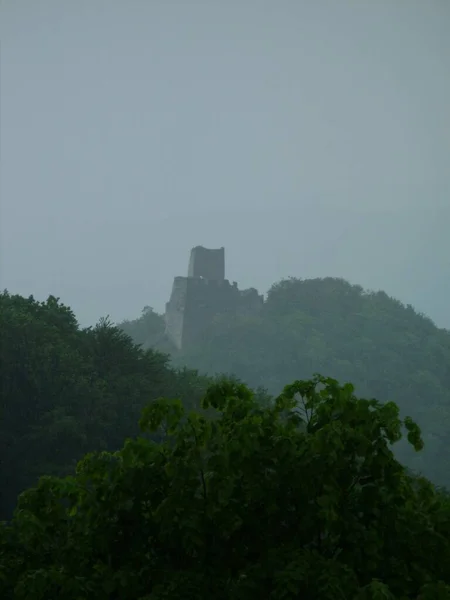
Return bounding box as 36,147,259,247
1,1,449,328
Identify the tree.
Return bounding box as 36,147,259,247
166,277,450,488
0,292,209,520
2,375,449,599
119,306,176,354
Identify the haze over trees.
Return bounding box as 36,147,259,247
2,2,449,596
2,279,450,598
120,277,450,489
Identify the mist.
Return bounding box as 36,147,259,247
1,0,449,328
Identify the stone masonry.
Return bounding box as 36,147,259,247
165,246,263,350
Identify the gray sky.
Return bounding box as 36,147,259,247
1,0,449,328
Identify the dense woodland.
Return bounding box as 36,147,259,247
122,277,450,488
1,278,450,598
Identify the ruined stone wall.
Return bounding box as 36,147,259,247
165,276,189,350
165,246,263,350
165,276,263,350
237,287,265,315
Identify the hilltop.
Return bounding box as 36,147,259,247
119,276,450,487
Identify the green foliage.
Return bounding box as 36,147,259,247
151,277,450,488
2,282,450,597
119,306,176,354
2,375,450,598
0,291,210,520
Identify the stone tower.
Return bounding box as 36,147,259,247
188,246,225,280
165,246,263,350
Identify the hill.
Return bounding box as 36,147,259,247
119,277,450,487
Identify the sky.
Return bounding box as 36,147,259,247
1,0,449,329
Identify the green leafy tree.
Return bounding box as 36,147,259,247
2,375,450,598
119,306,176,355
162,277,450,488
0,292,209,520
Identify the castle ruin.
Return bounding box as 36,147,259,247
165,246,263,350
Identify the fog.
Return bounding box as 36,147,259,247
1,0,449,328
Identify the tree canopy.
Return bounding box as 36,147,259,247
0,291,209,520
2,283,450,597
121,277,450,488
2,374,450,598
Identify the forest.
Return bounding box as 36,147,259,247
121,277,450,488
1,278,450,598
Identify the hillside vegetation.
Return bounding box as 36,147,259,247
2,286,450,597
120,277,450,487
0,292,210,521
3,373,450,598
